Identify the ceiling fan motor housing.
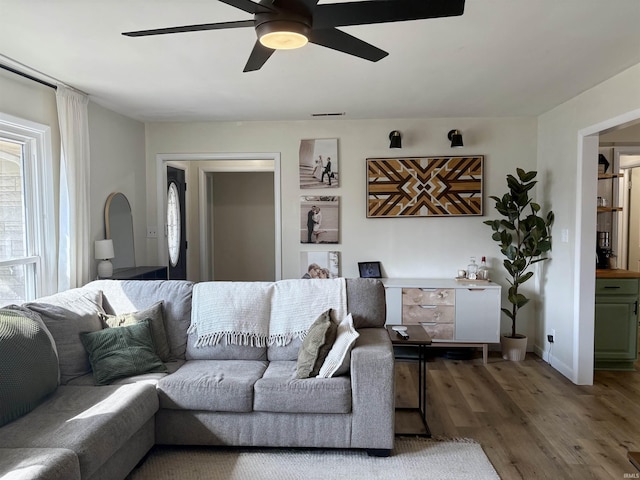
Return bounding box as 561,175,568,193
255,12,312,49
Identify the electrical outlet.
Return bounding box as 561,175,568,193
547,328,556,343
146,227,158,238
547,334,554,343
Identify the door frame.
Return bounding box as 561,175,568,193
156,153,282,281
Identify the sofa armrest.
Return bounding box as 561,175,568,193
349,327,395,450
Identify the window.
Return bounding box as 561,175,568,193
0,113,55,306
167,182,181,267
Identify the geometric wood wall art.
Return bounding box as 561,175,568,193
366,156,484,217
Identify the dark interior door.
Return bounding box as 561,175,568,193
167,166,187,280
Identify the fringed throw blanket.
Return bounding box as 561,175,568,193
269,278,346,346
189,282,273,347
188,278,347,348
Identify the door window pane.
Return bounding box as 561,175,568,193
167,182,181,267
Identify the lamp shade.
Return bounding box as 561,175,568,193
389,130,402,148
95,239,114,260
448,129,463,148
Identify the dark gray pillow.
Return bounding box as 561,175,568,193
0,309,59,427
80,320,167,385
296,309,338,379
99,301,171,362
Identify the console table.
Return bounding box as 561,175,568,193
382,278,502,364
109,266,168,280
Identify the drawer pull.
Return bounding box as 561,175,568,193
418,305,437,309
420,322,437,326
420,288,437,292
467,288,486,291
603,286,621,289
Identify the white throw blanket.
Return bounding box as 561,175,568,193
189,282,274,347
269,278,347,346
188,279,347,347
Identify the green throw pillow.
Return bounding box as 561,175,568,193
100,301,171,362
0,309,59,427
80,320,167,385
296,309,338,379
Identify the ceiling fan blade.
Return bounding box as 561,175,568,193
310,28,388,62
313,0,465,28
243,41,275,72
123,20,254,37
218,0,274,14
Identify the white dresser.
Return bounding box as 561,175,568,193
381,278,502,363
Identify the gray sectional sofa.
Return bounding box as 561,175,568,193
0,278,395,480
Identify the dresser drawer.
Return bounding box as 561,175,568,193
403,305,455,324
402,288,455,306
595,279,639,296
421,323,454,341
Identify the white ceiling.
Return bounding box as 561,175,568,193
1,0,639,123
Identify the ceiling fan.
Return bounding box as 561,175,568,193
122,0,465,72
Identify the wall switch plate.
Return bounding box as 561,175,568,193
146,227,158,238
561,229,569,243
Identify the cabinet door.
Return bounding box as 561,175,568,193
455,288,501,342
594,300,638,361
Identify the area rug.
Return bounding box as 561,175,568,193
127,437,500,480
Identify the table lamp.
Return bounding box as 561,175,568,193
95,239,115,278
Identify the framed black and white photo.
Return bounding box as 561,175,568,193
300,251,340,279
299,138,339,189
300,196,340,244
358,261,382,278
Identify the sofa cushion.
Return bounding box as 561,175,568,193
25,288,105,384
317,313,360,378
254,361,352,414
0,448,81,480
80,320,167,385
0,384,158,480
84,280,194,360
157,360,268,412
100,301,171,361
296,309,337,379
0,309,59,427
345,278,387,329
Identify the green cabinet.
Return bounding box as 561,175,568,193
594,278,639,370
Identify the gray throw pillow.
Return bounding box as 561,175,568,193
296,309,338,379
26,289,105,384
80,319,167,385
0,309,59,427
99,301,171,361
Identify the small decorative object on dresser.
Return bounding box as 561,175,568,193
484,168,554,361
358,261,382,278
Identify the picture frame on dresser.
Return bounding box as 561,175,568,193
358,261,382,278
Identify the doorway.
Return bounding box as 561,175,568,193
206,171,275,281
614,148,640,271
156,153,282,282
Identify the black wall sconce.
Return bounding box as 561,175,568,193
448,129,463,148
389,130,402,148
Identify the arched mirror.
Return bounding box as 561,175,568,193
105,192,135,270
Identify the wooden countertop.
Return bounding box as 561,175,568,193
596,269,640,279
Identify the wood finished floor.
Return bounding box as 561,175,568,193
394,352,640,479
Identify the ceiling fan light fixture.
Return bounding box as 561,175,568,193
257,20,310,50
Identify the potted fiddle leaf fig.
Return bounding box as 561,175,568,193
484,168,554,361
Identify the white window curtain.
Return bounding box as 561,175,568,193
56,85,91,290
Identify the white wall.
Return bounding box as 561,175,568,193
88,102,146,279
537,63,640,384
145,117,542,343
0,69,60,202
